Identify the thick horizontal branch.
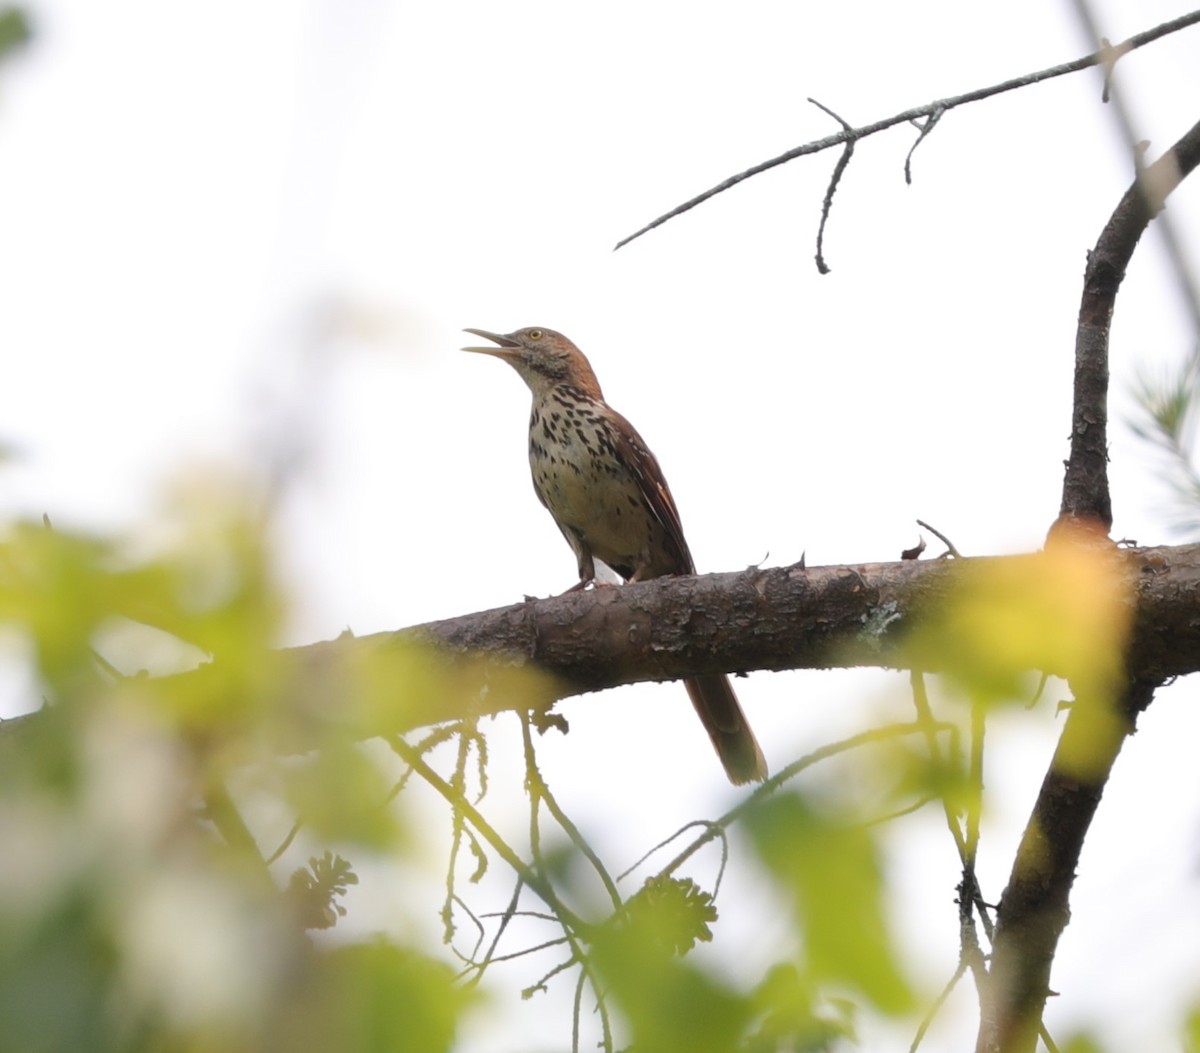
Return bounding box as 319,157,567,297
175,543,1200,733
403,542,1200,687
2,543,1196,755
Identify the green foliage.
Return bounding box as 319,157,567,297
1056,1034,1108,1053
591,912,751,1053
745,792,915,1018
275,942,467,1053
1130,346,1200,534
1187,1002,1200,1053
905,536,1132,715
0,7,30,63
0,468,1148,1052
0,497,479,1052
281,742,405,848
746,965,856,1053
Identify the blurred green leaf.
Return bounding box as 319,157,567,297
1186,1001,1200,1053
0,888,119,1053
0,7,31,61
276,941,469,1053
592,913,750,1053
1128,347,1200,535
745,792,915,1016
282,741,404,849
746,963,856,1053
1058,1033,1107,1053
875,732,973,821
905,536,1132,710
0,492,479,1053
0,523,118,699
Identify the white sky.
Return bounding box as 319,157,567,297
2,1,1200,1050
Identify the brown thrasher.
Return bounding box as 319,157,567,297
462,326,767,785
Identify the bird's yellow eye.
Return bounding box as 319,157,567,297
528,328,544,341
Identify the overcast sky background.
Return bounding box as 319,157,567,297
2,1,1200,1050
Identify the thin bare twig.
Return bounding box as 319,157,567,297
909,958,968,1053
391,732,614,1049
907,672,998,1048
618,820,730,898
917,519,963,559
389,734,587,932
861,794,937,826
908,673,989,930
459,879,524,986
522,953,580,998
440,726,481,940
614,11,1200,251
807,97,855,274
484,935,572,967
905,105,945,185
445,893,487,967
654,721,957,881
520,713,623,910
1068,0,1200,339
266,818,303,865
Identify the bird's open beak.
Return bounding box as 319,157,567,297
462,328,521,360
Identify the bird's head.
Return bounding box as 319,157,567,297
462,326,603,400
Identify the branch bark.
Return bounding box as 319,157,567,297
977,675,1157,1053
980,116,1200,1053
4,543,1198,758
1059,117,1200,527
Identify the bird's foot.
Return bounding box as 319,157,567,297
556,577,616,596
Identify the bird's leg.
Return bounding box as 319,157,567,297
626,555,655,584
557,543,597,593
576,545,596,585
559,549,624,594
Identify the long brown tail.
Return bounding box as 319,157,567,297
684,674,768,785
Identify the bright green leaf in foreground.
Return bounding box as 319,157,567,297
0,495,484,1052
906,527,1133,709
591,909,750,1053
746,792,915,1016
746,963,856,1053
274,941,470,1053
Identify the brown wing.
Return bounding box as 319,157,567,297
607,406,696,576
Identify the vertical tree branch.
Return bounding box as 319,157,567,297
982,117,1200,1053
976,677,1156,1053
1058,117,1200,528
